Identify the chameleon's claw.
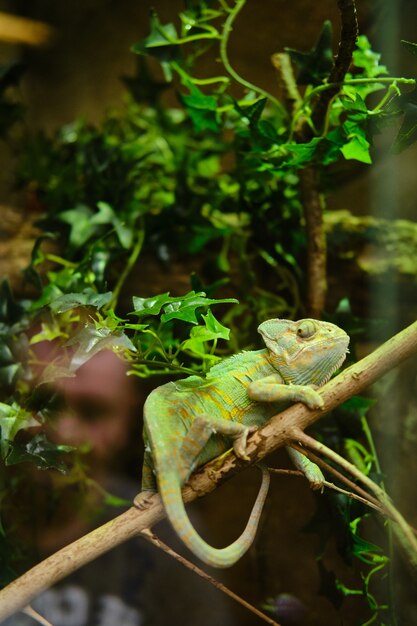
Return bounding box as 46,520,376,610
233,425,257,460
134,490,156,510
300,388,324,410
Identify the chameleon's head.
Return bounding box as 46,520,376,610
258,318,350,386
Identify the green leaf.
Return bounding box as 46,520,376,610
0,363,20,386
0,402,39,458
131,291,237,326
59,204,96,247
29,319,68,344
161,291,238,324
132,10,178,54
0,279,24,325
66,323,136,370
341,135,372,163
5,434,74,473
131,292,174,317
93,202,133,249
352,36,388,78
391,90,417,153
341,121,372,164
286,20,334,86
285,137,323,167
131,10,179,79
181,84,219,132
49,289,112,313
401,39,417,58
350,531,387,565
181,309,230,352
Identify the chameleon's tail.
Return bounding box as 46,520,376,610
159,464,270,568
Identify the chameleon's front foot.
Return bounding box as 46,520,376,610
292,385,324,410
134,490,156,510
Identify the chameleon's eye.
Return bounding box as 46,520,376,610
296,320,316,339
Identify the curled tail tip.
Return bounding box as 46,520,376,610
160,465,270,568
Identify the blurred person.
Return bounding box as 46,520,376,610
3,350,237,626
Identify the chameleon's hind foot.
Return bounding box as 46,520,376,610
134,490,156,510
233,425,257,461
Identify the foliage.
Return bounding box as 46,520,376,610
1,0,416,619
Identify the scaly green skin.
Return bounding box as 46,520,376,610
135,318,350,568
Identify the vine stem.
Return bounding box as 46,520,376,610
219,0,283,109
1,321,417,620
108,224,144,310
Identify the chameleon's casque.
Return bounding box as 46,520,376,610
135,318,350,568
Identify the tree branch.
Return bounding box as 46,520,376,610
1,320,417,621
297,0,358,317
312,0,358,130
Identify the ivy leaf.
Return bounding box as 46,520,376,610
401,39,417,58
0,402,39,459
131,292,174,317
0,363,20,387
131,10,180,80
202,309,230,340
131,291,237,325
352,35,388,78
181,309,231,352
391,90,417,154
161,292,238,324
286,21,334,86
284,137,323,167
181,84,219,132
234,98,267,128
49,289,112,313
59,204,96,248
0,279,24,325
350,532,387,565
5,434,74,473
93,202,132,249
66,323,136,370
340,120,372,164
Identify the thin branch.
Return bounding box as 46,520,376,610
268,467,383,513
289,443,382,509
140,529,281,626
22,606,53,626
291,429,417,569
1,320,417,620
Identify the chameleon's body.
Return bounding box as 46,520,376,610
135,318,350,568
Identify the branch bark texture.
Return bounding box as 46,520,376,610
299,0,358,317
1,320,417,621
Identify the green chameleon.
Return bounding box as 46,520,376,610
135,318,350,568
